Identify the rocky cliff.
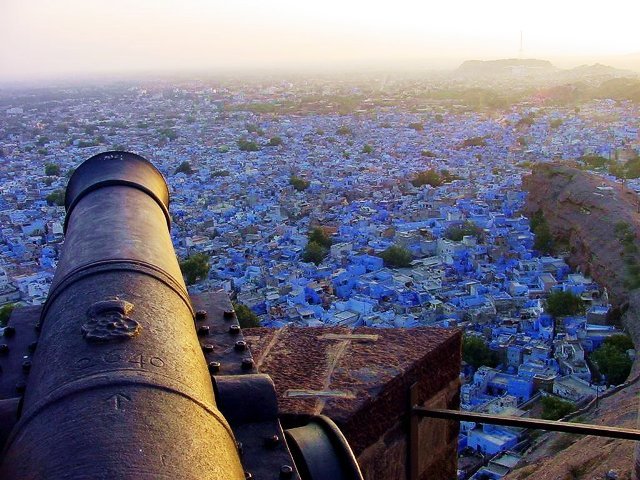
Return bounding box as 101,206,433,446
523,163,640,322
506,163,640,479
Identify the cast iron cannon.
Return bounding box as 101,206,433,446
0,151,362,480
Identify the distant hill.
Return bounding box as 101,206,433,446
560,63,638,81
456,58,556,76
569,63,623,75
531,77,640,105
607,51,640,73
594,77,640,101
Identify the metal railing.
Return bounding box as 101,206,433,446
414,407,640,441
408,380,640,480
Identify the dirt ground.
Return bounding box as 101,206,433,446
506,372,640,480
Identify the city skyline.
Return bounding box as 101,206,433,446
2,0,640,81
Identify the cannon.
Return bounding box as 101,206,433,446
0,152,363,480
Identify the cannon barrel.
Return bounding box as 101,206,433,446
0,152,245,479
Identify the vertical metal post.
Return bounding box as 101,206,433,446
409,382,419,480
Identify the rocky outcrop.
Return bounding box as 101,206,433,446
509,163,640,479
523,163,640,312
506,373,640,480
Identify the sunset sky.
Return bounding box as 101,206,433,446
1,0,639,80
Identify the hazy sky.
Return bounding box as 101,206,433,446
2,0,640,80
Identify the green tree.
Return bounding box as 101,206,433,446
444,221,483,242
533,222,554,254
174,161,193,175
77,140,98,148
579,154,608,169
602,334,634,352
541,396,575,420
232,302,260,328
290,175,310,192
614,222,640,284
411,169,443,188
615,221,634,244
0,304,16,327
462,336,499,369
237,137,261,152
309,227,332,248
545,291,584,317
625,157,640,179
179,253,210,285
460,136,487,148
516,117,535,128
302,241,329,265
530,210,545,232
379,245,412,268
267,136,283,147
245,123,264,135
362,144,373,154
530,211,554,254
46,189,65,206
440,169,461,182
55,123,70,133
609,162,625,179
592,338,633,386
45,163,60,176
159,128,177,141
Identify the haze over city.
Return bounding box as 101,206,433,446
2,0,640,81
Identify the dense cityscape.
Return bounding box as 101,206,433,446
1,71,639,479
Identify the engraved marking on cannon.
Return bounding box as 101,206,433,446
106,392,131,411
149,357,165,367
75,357,93,369
102,152,124,161
73,351,166,370
81,298,141,343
